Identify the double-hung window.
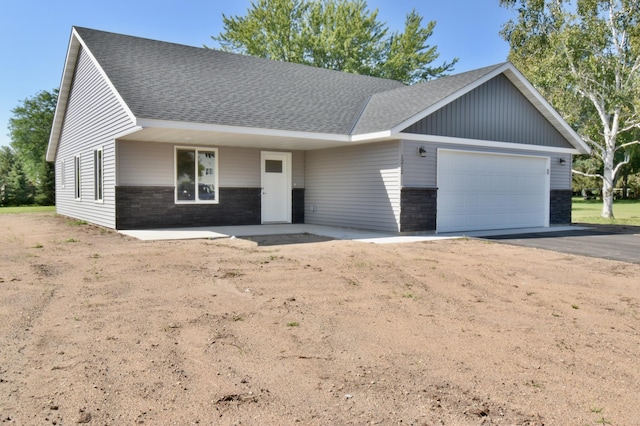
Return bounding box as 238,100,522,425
175,147,218,203
74,155,81,200
94,148,103,202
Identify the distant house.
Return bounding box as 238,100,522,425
46,27,589,233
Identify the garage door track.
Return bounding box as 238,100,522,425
484,223,640,264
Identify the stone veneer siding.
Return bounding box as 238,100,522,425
400,188,437,232
115,186,261,229
292,188,305,224
550,189,572,225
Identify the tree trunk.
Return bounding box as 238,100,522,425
601,142,615,218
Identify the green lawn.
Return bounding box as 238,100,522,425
572,197,640,225
0,205,56,214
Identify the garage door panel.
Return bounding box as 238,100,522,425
437,150,549,233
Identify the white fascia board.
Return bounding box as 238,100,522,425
350,130,392,142
390,63,512,135
47,30,81,162
502,65,590,155
47,28,138,162
401,133,582,154
136,118,351,142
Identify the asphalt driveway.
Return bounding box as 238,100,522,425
484,224,640,264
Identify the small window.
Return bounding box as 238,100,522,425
74,155,81,200
265,159,283,173
175,147,218,203
60,159,66,188
94,148,103,202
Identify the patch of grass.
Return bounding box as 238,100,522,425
572,304,580,310
287,322,300,327
64,238,79,243
345,277,359,286
33,243,43,249
65,219,88,226
0,206,55,214
402,293,416,299
572,197,640,225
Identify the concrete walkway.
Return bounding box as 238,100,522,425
119,224,584,244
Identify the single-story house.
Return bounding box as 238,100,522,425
46,27,590,234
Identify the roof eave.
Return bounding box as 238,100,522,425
47,27,138,162
386,63,590,155
46,28,81,162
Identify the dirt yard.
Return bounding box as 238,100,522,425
1,213,639,425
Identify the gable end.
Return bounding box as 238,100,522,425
401,74,573,149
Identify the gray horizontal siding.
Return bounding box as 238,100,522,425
305,141,401,232
55,47,136,228
403,74,572,149
117,140,305,189
401,140,570,190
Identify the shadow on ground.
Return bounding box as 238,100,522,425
241,233,336,247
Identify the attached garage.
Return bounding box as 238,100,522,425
436,150,549,233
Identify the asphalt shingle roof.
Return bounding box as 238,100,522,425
351,64,506,135
74,27,406,135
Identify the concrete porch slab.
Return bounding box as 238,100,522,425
119,224,585,244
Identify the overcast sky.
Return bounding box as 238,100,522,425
0,0,513,147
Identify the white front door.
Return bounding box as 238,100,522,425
261,151,292,223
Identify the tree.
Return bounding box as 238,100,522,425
211,0,457,84
0,146,16,206
8,88,58,205
500,0,640,218
0,147,34,206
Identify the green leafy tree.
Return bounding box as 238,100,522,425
3,155,34,206
211,0,457,84
0,146,16,206
500,0,640,218
8,88,58,205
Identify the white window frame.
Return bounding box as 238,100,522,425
74,155,81,200
94,147,103,203
174,146,219,204
60,159,66,188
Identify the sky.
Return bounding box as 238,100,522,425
0,0,514,148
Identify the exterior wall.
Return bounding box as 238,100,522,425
305,141,401,232
401,140,570,190
54,47,137,228
550,189,572,224
116,140,305,228
403,74,573,149
400,188,437,232
116,187,260,229
401,140,572,231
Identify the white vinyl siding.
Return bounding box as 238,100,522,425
305,141,401,232
401,140,570,190
117,141,174,186
54,47,136,228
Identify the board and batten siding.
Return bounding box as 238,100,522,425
55,47,136,228
403,74,573,150
305,141,401,232
117,140,305,188
401,140,571,190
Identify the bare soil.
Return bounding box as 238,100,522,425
1,213,639,425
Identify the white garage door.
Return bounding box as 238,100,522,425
437,150,549,233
